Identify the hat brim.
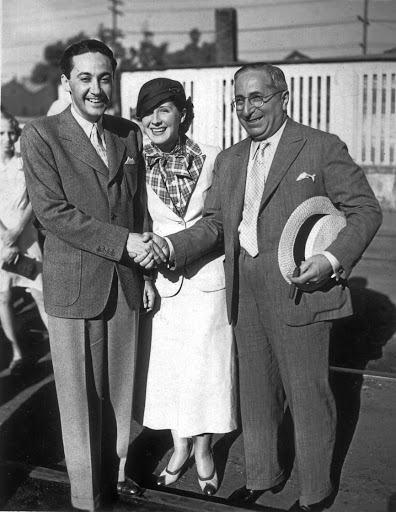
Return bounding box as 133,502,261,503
137,91,186,119
278,196,346,289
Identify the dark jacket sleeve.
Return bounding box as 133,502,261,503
167,153,224,269
321,134,382,275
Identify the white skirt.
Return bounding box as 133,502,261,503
142,278,237,438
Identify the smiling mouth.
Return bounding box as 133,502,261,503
87,98,105,105
150,127,166,134
246,117,262,124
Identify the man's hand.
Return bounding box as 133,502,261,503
143,232,170,259
288,254,332,286
126,233,150,258
133,232,170,269
127,233,169,269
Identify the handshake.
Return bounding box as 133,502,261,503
127,232,170,269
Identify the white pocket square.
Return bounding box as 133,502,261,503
125,156,135,164
296,172,316,182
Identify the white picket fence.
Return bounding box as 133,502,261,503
121,59,396,167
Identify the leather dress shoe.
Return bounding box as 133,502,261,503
228,481,285,505
117,477,143,497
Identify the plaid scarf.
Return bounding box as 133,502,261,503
144,135,206,218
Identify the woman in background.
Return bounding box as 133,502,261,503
0,108,48,371
137,78,237,496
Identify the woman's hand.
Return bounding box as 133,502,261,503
143,280,156,312
1,228,20,248
1,245,19,265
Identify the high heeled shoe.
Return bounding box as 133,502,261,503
157,440,194,486
197,452,218,496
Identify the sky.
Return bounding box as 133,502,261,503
1,0,396,84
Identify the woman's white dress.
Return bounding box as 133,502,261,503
0,155,43,293
142,142,237,438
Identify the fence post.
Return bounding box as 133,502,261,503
329,64,358,160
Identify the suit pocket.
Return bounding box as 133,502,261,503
43,237,81,306
308,281,347,314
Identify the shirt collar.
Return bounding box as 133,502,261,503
250,118,288,159
71,105,104,139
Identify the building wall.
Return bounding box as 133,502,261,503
1,80,57,118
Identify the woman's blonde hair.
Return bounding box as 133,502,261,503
1,107,22,141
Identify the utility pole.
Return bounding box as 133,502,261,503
108,0,124,50
107,0,124,115
357,0,370,55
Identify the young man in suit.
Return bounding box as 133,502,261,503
21,40,163,511
142,64,382,511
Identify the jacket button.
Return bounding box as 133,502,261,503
111,214,117,220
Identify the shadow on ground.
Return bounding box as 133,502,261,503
1,278,396,510
330,276,396,373
329,276,396,492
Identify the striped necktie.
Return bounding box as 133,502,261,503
239,141,270,257
90,124,108,167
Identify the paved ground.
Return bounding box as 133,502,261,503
0,213,395,512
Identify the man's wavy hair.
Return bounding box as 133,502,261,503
60,39,117,79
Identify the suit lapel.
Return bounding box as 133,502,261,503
227,138,251,226
260,119,306,209
59,107,109,177
103,125,126,182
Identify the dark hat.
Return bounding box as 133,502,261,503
136,78,186,119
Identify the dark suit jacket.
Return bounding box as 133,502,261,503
168,118,382,326
21,106,148,318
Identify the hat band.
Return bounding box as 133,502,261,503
293,214,326,266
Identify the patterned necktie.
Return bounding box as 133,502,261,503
90,124,108,167
239,141,270,257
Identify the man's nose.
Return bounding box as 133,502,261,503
242,98,254,116
90,80,101,95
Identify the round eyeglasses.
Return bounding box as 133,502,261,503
231,90,286,111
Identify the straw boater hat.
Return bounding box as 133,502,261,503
278,196,346,291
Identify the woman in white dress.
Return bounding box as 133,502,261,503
0,108,48,371
136,78,237,495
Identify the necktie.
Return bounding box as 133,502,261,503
239,141,270,257
90,124,108,167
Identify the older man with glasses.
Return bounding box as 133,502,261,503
141,63,382,511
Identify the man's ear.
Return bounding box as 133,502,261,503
281,90,290,112
181,108,187,124
61,74,71,94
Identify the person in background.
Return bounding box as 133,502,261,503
0,107,48,372
21,40,164,511
136,78,237,496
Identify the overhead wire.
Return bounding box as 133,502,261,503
4,2,394,54
241,41,392,54
122,18,358,36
